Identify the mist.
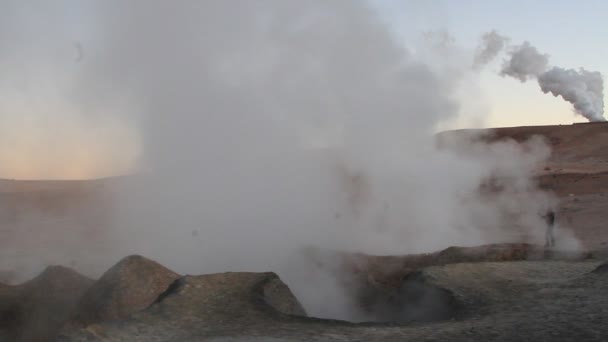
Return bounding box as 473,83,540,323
0,0,560,321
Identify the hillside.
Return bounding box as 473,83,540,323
439,122,608,251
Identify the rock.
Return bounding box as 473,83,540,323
70,255,179,326
0,265,93,341
307,243,592,323
262,276,306,316
57,261,608,342
59,272,308,341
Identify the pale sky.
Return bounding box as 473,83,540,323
372,0,608,128
0,1,605,179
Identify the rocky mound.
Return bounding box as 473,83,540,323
262,277,307,317
60,272,310,341
0,255,182,340
345,243,589,279
357,243,588,321
0,266,94,341
2,245,603,341
70,255,180,326
58,259,608,341
0,255,304,341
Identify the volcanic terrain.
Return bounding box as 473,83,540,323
1,122,608,341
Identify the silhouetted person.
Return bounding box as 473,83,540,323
544,210,556,248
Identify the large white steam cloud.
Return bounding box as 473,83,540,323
538,68,604,122
0,1,568,321
475,30,605,122
501,42,549,81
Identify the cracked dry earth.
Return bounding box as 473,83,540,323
55,258,608,342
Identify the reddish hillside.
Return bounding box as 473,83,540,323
441,122,608,251
441,121,608,174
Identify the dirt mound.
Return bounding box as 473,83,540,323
58,259,608,341
0,248,601,341
341,243,586,289
262,277,307,316
71,255,179,326
0,266,93,341
332,243,590,322
1,256,305,340
59,272,307,341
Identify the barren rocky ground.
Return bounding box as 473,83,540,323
2,122,608,341
1,248,604,341
0,245,603,341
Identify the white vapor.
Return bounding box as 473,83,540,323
473,30,509,69
476,31,605,122
538,67,605,122
500,42,549,81
0,1,561,321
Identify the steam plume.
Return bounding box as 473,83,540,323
0,2,565,321
473,30,509,69
476,31,605,122
500,42,549,81
538,67,605,122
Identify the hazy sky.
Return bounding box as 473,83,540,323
373,0,607,127
59,0,608,129
0,0,605,179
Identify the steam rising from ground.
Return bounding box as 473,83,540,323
475,31,605,122
0,1,567,321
